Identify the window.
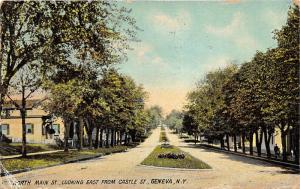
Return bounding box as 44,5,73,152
0,124,9,135
52,124,60,135
26,123,34,134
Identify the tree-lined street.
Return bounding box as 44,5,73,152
0,1,299,189
1,127,298,189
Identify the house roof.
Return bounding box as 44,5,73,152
3,99,42,109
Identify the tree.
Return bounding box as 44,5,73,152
147,106,163,129
184,3,299,164
265,4,299,162
165,110,183,133
43,80,84,152
92,69,148,147
0,1,138,122
185,64,238,149
6,64,41,157
182,110,200,144
0,2,52,117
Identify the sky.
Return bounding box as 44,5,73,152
117,0,293,115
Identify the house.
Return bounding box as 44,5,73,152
260,127,296,155
0,99,131,147
0,99,64,144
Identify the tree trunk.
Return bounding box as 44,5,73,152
64,119,70,152
116,131,119,145
120,132,124,145
255,130,262,157
117,131,119,144
263,127,271,158
100,129,103,148
124,132,128,145
194,133,197,144
78,117,84,150
293,125,299,165
242,131,246,154
130,130,136,143
21,87,27,157
85,120,93,150
220,134,225,149
226,133,230,151
0,83,8,123
95,127,100,149
267,130,273,157
106,128,109,148
0,93,3,119
88,132,93,149
110,128,114,147
21,109,27,157
281,129,287,161
249,131,253,155
233,134,237,152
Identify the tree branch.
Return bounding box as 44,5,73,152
5,93,20,109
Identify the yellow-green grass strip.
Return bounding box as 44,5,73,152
141,145,211,169
1,146,127,172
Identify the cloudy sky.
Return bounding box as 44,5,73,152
117,0,292,114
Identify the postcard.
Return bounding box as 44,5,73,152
0,0,299,188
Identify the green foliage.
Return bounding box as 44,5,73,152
184,4,299,162
185,64,238,136
0,1,137,115
99,69,148,135
164,110,183,132
146,106,163,129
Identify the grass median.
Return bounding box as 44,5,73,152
141,145,211,169
1,146,127,172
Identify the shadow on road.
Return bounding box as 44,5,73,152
275,170,299,174
178,143,299,174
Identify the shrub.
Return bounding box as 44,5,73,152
157,153,185,159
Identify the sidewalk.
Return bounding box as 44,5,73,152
197,143,300,170
0,149,74,160
177,133,299,170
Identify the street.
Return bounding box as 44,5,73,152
1,127,299,189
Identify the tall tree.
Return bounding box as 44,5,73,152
147,106,163,129
265,4,299,162
6,64,41,157
165,110,183,133
0,1,137,120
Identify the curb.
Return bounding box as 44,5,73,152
196,144,300,171
0,149,127,177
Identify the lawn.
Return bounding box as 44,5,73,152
0,143,62,156
141,145,211,169
1,146,128,172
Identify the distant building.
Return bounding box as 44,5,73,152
0,99,64,144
